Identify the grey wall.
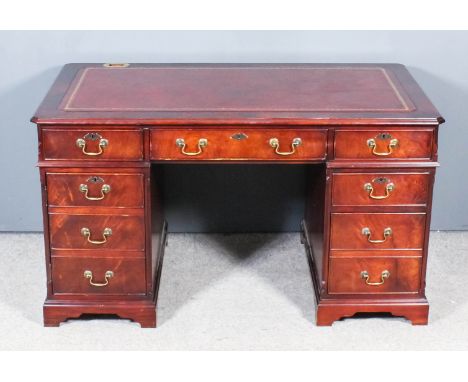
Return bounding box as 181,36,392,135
0,31,467,232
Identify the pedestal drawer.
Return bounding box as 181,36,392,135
47,172,145,208
150,128,327,161
49,213,145,251
330,213,426,250
332,172,431,207
51,257,146,295
42,128,143,161
334,130,433,160
328,257,422,294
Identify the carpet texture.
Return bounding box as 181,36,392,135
0,232,467,350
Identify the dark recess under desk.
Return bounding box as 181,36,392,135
158,164,308,233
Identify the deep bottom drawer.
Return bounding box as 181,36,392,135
328,257,422,294
52,257,146,295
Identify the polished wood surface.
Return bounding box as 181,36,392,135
47,172,145,208
330,213,426,250
334,130,434,160
33,63,443,327
49,213,145,251
332,172,430,207
315,300,430,326
328,257,422,294
41,128,144,161
51,257,146,295
151,128,327,161
32,64,443,125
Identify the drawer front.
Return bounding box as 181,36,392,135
49,213,145,251
47,172,145,208
150,128,327,161
334,130,433,160
328,257,422,294
330,213,426,250
51,256,146,295
332,172,431,207
42,129,143,160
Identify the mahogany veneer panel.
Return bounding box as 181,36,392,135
332,172,431,207
49,213,145,251
42,128,143,161
330,213,426,250
52,257,146,295
328,257,422,294
47,172,144,208
334,130,434,160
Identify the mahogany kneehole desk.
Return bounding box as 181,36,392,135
32,63,444,327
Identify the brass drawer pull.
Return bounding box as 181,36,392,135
79,184,111,201
175,138,208,156
366,137,399,156
361,227,392,244
76,133,109,156
84,270,114,287
360,270,390,286
269,137,302,156
81,227,112,245
364,181,395,200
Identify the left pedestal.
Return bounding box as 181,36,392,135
38,127,165,328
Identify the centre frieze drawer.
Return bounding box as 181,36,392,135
150,128,327,161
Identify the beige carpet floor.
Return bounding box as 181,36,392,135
0,231,467,350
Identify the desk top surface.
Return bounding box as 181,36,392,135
32,63,443,126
